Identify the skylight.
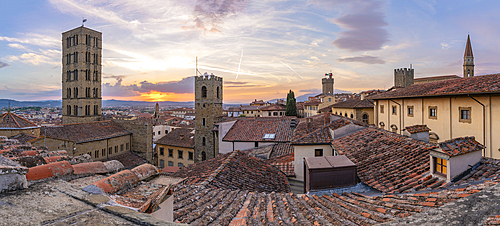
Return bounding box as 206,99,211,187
263,134,276,139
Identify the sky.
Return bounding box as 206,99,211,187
1,0,500,104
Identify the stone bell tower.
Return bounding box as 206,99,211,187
194,72,223,162
62,26,102,124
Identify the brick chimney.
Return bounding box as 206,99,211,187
324,113,330,124
306,118,313,130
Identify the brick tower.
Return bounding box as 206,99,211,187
62,26,102,124
194,73,223,162
322,73,334,94
463,34,474,77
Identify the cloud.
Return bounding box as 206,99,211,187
7,43,28,50
299,88,321,93
313,0,389,52
103,73,129,80
0,62,10,69
184,0,250,33
103,76,196,97
0,33,59,48
338,55,385,64
3,52,57,66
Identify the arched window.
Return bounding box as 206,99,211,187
202,137,206,146
67,88,71,98
67,105,71,116
344,112,347,117
201,151,207,161
201,86,207,98
467,69,470,76
362,114,369,124
216,87,220,99
350,113,353,118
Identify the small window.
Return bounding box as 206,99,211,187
202,118,206,126
178,150,183,159
201,86,207,98
435,157,447,175
102,149,105,157
273,112,278,116
392,106,397,115
126,143,129,150
315,149,323,157
362,114,369,124
120,144,124,152
188,151,194,160
178,162,184,167
407,106,414,117
168,161,173,166
255,142,258,147
202,151,207,161
168,149,173,157
350,113,353,118
108,147,112,155
158,131,161,135
160,147,164,156
344,112,347,117
114,146,118,153
160,160,164,168
459,107,471,123
202,137,206,146
429,106,437,119
165,130,168,134
380,105,384,114
216,86,220,99
95,150,99,158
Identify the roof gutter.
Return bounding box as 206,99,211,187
468,94,486,156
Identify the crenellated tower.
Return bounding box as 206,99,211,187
194,73,223,162
394,68,414,88
322,73,334,94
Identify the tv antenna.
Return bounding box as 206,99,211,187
195,57,202,76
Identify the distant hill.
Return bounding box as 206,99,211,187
0,99,241,109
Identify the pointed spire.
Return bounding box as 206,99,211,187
464,34,473,57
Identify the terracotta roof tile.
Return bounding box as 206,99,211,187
106,151,148,169
171,179,499,225
438,136,485,157
293,115,352,144
259,104,286,111
331,99,374,109
154,128,194,148
369,74,500,99
0,112,38,129
9,133,38,143
404,125,430,134
42,120,131,143
172,150,290,193
333,127,438,193
222,117,295,142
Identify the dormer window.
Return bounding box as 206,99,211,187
263,134,275,140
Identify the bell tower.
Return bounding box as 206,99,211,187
463,34,474,77
62,26,102,124
194,72,223,162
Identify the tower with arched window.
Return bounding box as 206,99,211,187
62,26,102,124
194,73,223,162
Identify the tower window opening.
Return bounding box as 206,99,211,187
201,86,207,98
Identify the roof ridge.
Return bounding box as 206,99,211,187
9,113,21,128
200,150,239,186
13,112,38,127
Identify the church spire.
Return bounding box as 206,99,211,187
463,34,474,77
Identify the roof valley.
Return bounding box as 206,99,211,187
200,150,238,187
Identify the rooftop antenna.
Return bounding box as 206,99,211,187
195,57,202,76
8,100,11,112
82,18,87,27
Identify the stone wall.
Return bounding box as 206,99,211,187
0,127,40,138
112,119,153,163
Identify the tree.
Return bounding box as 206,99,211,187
285,90,297,116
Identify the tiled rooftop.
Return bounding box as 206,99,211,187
293,115,352,145
331,99,374,109
42,120,131,143
265,153,295,176
172,150,290,193
413,75,460,81
106,151,148,169
334,127,440,193
259,104,286,111
223,117,295,142
269,142,294,159
171,180,499,225
0,112,38,128
438,136,485,157
9,133,38,143
154,128,194,148
369,73,500,99
404,125,430,134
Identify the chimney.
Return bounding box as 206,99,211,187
306,118,313,130
324,113,330,124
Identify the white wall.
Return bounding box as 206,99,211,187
293,144,334,181
449,150,482,181
218,120,237,154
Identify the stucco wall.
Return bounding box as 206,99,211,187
232,141,276,152
449,150,482,181
294,144,333,181
156,144,194,168
218,120,237,154
0,127,40,139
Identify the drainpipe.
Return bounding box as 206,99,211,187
389,99,401,134
468,95,486,156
